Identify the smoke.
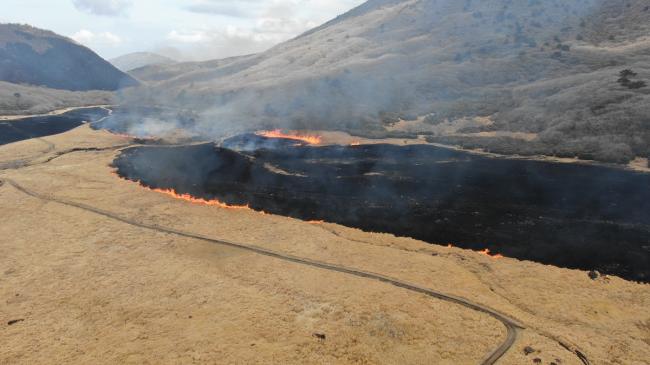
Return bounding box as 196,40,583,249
101,0,650,284
113,0,635,143
123,117,179,137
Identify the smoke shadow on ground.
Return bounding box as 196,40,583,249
113,136,650,282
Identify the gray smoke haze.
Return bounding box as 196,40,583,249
112,0,650,163
103,0,650,286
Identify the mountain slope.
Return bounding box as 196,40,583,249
0,24,138,91
122,0,650,164
128,54,256,83
110,52,176,73
0,81,112,116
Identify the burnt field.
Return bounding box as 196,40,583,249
0,108,110,146
113,135,650,282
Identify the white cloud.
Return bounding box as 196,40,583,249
72,29,123,47
7,0,364,59
185,0,362,22
167,0,353,60
186,0,259,18
72,0,133,16
167,30,210,44
166,15,317,59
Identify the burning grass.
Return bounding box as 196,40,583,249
112,142,650,281
477,248,504,259
112,172,261,212
117,170,507,260
447,244,503,259
147,186,251,210
256,129,322,145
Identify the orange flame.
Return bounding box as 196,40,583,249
256,129,322,145
149,187,252,210
115,173,506,257
446,244,503,259
114,172,259,212
478,248,504,259
350,140,362,146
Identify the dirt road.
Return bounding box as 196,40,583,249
2,175,596,365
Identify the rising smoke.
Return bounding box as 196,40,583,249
111,0,641,144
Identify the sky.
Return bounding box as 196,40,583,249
2,0,365,61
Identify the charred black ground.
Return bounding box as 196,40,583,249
113,135,650,282
0,108,109,146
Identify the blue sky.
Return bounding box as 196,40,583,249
2,0,364,60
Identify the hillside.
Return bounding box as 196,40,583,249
121,0,650,164
110,52,176,73
0,81,112,116
128,54,256,83
0,24,138,91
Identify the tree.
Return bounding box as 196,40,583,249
618,76,631,87
13,92,21,109
617,69,646,89
620,69,637,78
628,80,647,89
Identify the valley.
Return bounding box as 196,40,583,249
2,0,650,364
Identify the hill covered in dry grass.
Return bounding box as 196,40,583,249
110,52,176,73
123,0,650,164
0,81,112,116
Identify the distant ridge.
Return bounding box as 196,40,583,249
0,24,138,91
110,52,176,72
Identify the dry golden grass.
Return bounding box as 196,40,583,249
1,125,649,364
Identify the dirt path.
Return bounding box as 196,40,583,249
1,176,525,365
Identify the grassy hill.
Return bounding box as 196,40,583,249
0,81,112,116
0,24,138,91
128,54,256,83
110,52,176,73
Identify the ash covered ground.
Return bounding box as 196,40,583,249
0,108,109,146
114,135,650,282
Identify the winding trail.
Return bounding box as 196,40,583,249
1,176,522,365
